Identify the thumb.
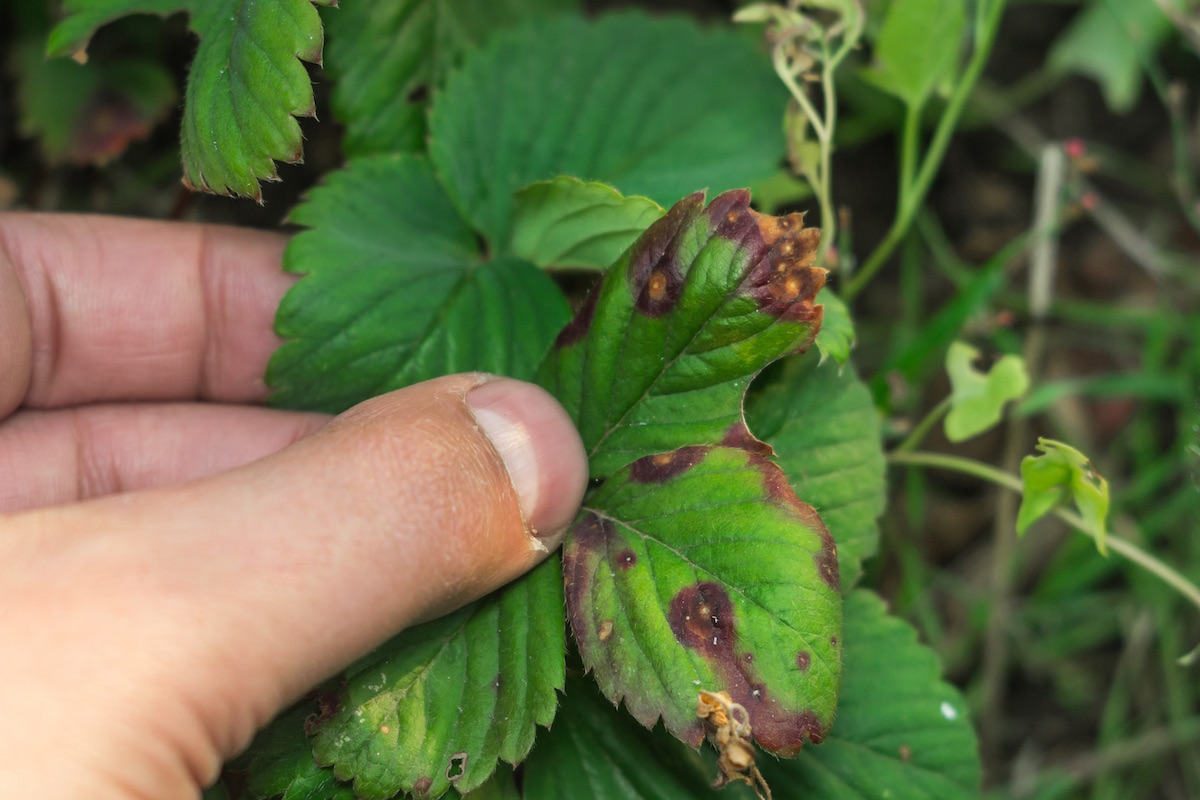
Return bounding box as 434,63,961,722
0,374,587,799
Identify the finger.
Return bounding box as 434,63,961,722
0,213,292,416
0,375,588,799
0,404,329,514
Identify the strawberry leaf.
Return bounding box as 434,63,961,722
747,356,885,589
311,559,565,800
267,155,570,413
47,0,332,198
539,189,826,479
240,705,357,800
429,12,788,246
323,0,577,157
563,445,841,756
509,178,665,271
760,590,981,798
523,674,725,800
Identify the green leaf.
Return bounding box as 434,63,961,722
429,11,788,246
1018,438,1111,554
563,445,842,756
813,287,854,366
313,558,565,800
48,0,332,198
509,178,665,271
862,0,965,107
458,765,521,800
1048,0,1175,113
746,355,886,589
761,590,981,798
524,674,726,800
538,189,826,479
267,155,571,413
241,705,357,800
12,41,175,165
323,0,577,157
943,341,1029,443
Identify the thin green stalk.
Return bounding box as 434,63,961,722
844,0,1010,300
894,396,951,454
887,451,1200,618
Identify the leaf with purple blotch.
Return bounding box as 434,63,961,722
563,444,842,757
538,188,826,479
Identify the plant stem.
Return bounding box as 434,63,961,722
887,451,1200,617
843,0,1010,300
894,396,951,454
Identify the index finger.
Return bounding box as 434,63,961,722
0,213,293,416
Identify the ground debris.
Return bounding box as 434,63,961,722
697,689,772,800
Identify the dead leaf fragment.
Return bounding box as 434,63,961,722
697,689,772,800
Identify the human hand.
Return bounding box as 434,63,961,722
0,214,588,799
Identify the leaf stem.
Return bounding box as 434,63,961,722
844,0,1010,300
894,396,951,454
887,451,1200,619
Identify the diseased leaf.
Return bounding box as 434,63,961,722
760,590,981,798
429,11,788,245
12,42,175,165
943,341,1029,443
267,155,571,413
524,674,727,800
323,0,577,157
241,705,357,800
813,287,854,366
509,178,665,271
1018,438,1111,554
862,0,965,107
313,559,565,800
746,355,885,588
47,0,332,198
538,189,826,478
563,445,842,756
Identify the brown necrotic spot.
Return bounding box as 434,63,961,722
630,446,708,483
570,511,615,550
563,511,616,654
616,549,637,569
627,192,703,316
413,777,432,795
721,420,775,456
737,207,827,332
598,620,614,641
796,651,811,672
554,286,599,348
669,582,736,657
668,581,830,755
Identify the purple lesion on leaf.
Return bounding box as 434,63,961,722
796,651,811,672
615,549,638,569
413,776,433,795
667,581,828,755
750,453,840,592
554,284,599,348
735,207,827,349
627,191,703,316
563,511,615,654
629,445,709,483
721,420,775,457
303,687,342,736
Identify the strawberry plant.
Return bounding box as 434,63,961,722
25,0,1200,798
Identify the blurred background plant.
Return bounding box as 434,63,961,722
3,0,1200,797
